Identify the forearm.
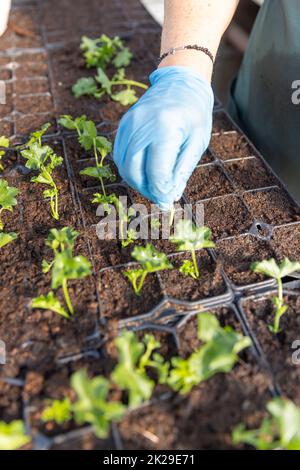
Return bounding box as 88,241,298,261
159,0,239,81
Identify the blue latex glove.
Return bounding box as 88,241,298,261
113,66,214,211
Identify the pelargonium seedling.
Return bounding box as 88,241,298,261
124,244,173,295
168,312,251,394
0,179,19,231
20,124,63,220
0,136,9,171
73,67,148,106
58,115,116,204
170,220,215,280
251,257,300,334
32,227,92,319
0,420,31,450
232,397,300,450
80,34,132,70
111,330,169,407
41,397,72,425
92,192,136,247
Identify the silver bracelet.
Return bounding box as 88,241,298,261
157,44,214,66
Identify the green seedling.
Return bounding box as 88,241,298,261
0,420,31,450
124,244,173,295
251,258,300,334
58,115,115,199
168,312,251,394
80,34,132,70
71,369,126,439
170,220,215,280
232,397,300,450
0,232,18,249
32,227,92,318
20,125,63,220
92,192,135,247
111,331,168,408
0,179,19,231
73,67,148,106
42,331,167,438
42,398,72,425
0,136,9,171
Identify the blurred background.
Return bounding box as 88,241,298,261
141,0,262,104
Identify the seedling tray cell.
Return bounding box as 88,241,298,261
1,0,300,451
238,289,300,402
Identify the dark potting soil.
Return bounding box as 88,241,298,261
200,150,215,164
241,294,300,405
270,223,300,262
224,157,277,191
185,165,234,203
160,252,226,302
216,235,276,287
243,188,300,226
0,381,23,422
203,195,253,239
99,266,164,320
210,132,254,161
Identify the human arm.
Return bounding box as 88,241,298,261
114,0,239,210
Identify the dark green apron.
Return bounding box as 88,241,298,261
229,0,300,201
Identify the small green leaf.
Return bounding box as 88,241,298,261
95,68,112,93
251,257,300,280
170,220,215,252
111,331,155,408
112,88,138,106
0,232,18,249
0,179,19,211
0,421,31,450
131,244,173,273
32,292,70,319
72,77,98,98
179,260,198,280
42,398,72,425
113,48,133,68
71,369,125,439
51,252,91,290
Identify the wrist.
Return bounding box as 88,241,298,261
157,50,213,83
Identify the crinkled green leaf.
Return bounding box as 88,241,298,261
78,119,97,150
111,331,155,408
71,369,125,439
42,398,72,425
51,252,91,289
0,421,31,450
113,47,133,68
170,220,215,252
26,123,50,146
32,291,70,319
168,313,251,394
131,244,173,273
252,257,300,280
80,164,115,182
0,232,18,249
0,179,19,211
95,68,112,93
112,88,138,106
233,398,300,450
46,227,79,253
72,77,98,98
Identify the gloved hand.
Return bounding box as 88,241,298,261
0,0,11,37
113,66,214,211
